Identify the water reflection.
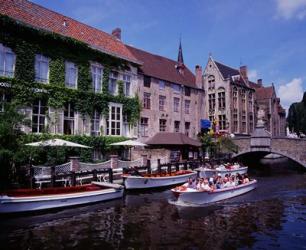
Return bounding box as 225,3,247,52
1,167,305,250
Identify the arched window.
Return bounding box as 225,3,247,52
208,75,215,89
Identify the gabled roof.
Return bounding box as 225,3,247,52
0,0,139,64
127,45,196,88
249,81,261,89
214,61,240,79
146,132,201,147
255,86,275,99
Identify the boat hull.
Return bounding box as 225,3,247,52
0,182,123,213
172,180,257,205
197,166,248,178
124,171,197,190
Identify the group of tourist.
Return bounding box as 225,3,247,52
183,173,250,192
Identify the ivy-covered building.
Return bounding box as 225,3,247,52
0,0,141,141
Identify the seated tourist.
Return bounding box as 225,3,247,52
243,174,250,184
222,177,231,188
183,177,196,189
197,178,211,191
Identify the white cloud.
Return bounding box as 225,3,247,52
248,69,258,81
275,0,306,20
277,78,304,110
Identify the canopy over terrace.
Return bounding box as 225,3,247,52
145,133,202,161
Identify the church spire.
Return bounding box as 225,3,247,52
177,38,184,65
176,38,185,74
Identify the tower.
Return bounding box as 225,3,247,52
176,39,185,74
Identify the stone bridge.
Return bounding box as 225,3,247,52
232,126,306,168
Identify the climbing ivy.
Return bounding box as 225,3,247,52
0,14,140,124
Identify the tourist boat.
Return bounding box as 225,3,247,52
171,180,257,205
123,170,197,190
196,164,248,178
0,182,123,213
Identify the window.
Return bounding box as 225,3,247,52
64,103,75,135
144,76,151,88
159,119,167,132
185,100,190,114
174,121,180,132
173,97,180,112
172,83,181,93
185,122,190,136
0,44,15,77
218,114,226,130
140,117,149,137
241,90,246,111
91,64,103,93
184,87,191,96
143,92,151,109
32,99,47,133
35,54,49,83
218,88,226,109
248,92,253,111
109,71,118,95
208,93,215,111
233,87,238,109
159,80,165,90
0,91,9,112
208,75,215,89
123,74,131,96
91,110,100,136
249,113,254,133
106,104,122,136
159,95,166,111
65,61,77,88
209,115,214,122
233,112,238,133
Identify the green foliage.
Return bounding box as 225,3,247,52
118,80,124,97
287,92,306,135
216,136,238,153
0,14,141,120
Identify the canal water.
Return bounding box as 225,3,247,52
0,159,305,250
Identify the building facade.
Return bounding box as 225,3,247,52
202,56,286,137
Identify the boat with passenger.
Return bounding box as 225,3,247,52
171,175,257,205
123,170,197,190
0,181,123,213
196,162,248,178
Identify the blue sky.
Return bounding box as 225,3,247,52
31,0,306,110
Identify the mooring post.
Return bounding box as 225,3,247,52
167,163,171,174
71,171,76,186
108,168,113,183
157,159,161,173
147,159,151,174
175,162,180,172
51,166,55,187
92,169,98,182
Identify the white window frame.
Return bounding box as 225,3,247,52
32,99,47,133
91,63,103,93
35,54,49,83
123,74,131,96
159,95,166,111
173,97,180,112
65,61,78,89
106,102,122,136
64,103,75,135
91,110,101,136
140,117,149,137
0,44,16,78
184,100,190,114
174,121,180,133
109,71,118,95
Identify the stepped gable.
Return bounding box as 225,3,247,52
127,45,196,88
0,0,140,64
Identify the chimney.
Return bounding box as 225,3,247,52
257,79,263,87
240,65,248,81
195,65,203,89
111,28,121,40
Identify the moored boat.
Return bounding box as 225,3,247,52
196,164,248,178
123,170,197,190
0,182,123,213
171,180,257,205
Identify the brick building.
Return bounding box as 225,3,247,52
202,56,286,136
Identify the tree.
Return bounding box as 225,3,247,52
287,92,306,135
0,102,27,189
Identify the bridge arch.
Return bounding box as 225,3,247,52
233,150,306,168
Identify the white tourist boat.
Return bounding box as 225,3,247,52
171,180,257,205
196,164,248,178
0,182,123,213
123,170,197,190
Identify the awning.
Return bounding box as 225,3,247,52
145,133,201,147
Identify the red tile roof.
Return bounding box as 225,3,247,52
127,45,196,88
255,86,275,99
146,132,201,147
0,0,140,64
249,81,261,89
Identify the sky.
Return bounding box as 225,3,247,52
31,0,306,110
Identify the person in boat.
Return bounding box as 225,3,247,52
216,175,222,189
222,177,232,188
197,178,211,191
242,174,250,184
183,178,197,189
